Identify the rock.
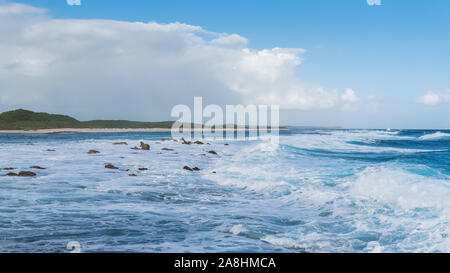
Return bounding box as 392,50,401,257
105,164,119,170
3,168,15,171
47,149,56,152
129,174,138,177
212,171,217,174
161,148,174,151
88,150,100,154
131,146,140,150
113,142,128,145
30,166,46,170
161,138,166,142
18,171,36,177
122,169,130,172
6,172,18,176
224,144,229,146
173,139,178,142
183,166,193,171
181,138,192,145
193,167,200,171
194,141,204,145
208,150,218,155
140,142,150,150
138,168,148,171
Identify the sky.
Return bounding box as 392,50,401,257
0,0,449,128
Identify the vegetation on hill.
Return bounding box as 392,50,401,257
0,109,174,130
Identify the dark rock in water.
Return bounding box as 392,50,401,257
6,172,18,176
88,150,100,154
113,142,128,145
129,174,138,177
183,166,193,171
105,164,119,170
18,171,36,177
161,148,174,151
122,169,130,172
47,149,56,152
3,168,15,170
30,166,46,170
138,168,148,171
194,141,204,145
181,138,192,145
224,144,229,146
140,142,150,150
193,167,200,171
212,171,217,174
131,146,140,150
208,150,218,155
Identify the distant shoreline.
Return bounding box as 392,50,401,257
0,127,288,134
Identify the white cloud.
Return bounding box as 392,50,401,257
0,3,358,120
210,34,248,48
417,91,450,106
341,88,360,103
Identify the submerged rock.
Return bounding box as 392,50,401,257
208,150,218,155
161,148,174,151
194,141,204,145
3,168,15,171
47,149,56,152
140,142,150,150
18,171,36,177
138,168,148,171
30,166,46,170
105,164,119,170
88,150,100,154
131,146,140,150
129,174,138,177
113,142,128,145
193,167,200,171
6,172,18,176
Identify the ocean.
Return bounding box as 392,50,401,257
0,129,449,253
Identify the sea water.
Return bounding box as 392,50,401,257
0,129,449,253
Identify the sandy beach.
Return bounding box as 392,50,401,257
0,128,172,134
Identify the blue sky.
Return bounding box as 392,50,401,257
2,0,450,128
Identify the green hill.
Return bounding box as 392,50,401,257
0,109,174,130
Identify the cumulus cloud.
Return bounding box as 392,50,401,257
0,3,358,120
417,91,450,106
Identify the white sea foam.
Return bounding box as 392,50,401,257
230,224,247,235
350,166,450,211
419,132,450,140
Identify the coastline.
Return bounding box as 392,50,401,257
0,127,288,134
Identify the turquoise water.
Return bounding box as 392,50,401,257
0,129,449,252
